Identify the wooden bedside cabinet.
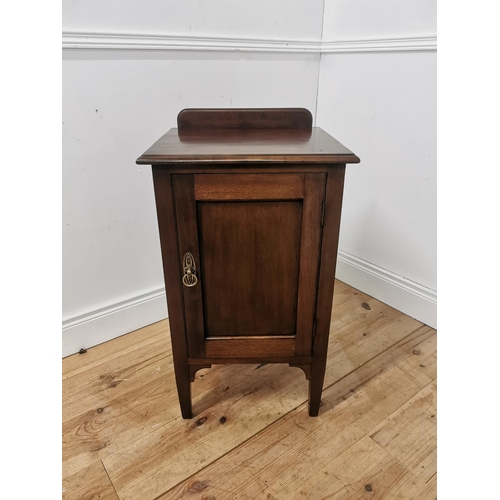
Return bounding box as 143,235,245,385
137,108,360,418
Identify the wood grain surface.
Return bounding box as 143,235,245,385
136,128,360,165
197,200,302,338
205,337,296,358
177,108,313,130
194,173,305,200
62,281,436,500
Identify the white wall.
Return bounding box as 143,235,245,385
317,0,437,326
62,1,324,356
322,0,436,40
62,0,324,40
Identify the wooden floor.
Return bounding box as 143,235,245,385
62,281,437,500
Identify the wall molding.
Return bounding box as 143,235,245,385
322,36,436,53
62,31,436,53
336,250,437,329
62,31,322,53
62,287,168,357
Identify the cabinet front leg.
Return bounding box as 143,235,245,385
174,366,193,419
308,360,326,417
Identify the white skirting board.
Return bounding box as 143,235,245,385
62,288,168,357
61,252,436,357
336,250,437,329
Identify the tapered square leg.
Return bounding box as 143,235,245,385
308,353,329,416
308,371,323,417
174,368,193,419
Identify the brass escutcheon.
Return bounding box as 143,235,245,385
182,252,198,287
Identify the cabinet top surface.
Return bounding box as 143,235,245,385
136,127,360,166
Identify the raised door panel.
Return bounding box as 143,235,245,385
198,200,301,338
172,173,325,359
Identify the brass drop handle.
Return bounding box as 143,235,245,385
182,252,198,287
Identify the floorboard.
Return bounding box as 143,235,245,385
62,280,437,500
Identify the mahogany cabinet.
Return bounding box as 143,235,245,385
137,108,360,418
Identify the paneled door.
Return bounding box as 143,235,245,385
172,172,326,359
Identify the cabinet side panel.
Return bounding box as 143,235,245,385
151,168,192,412
309,166,346,411
295,173,326,356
